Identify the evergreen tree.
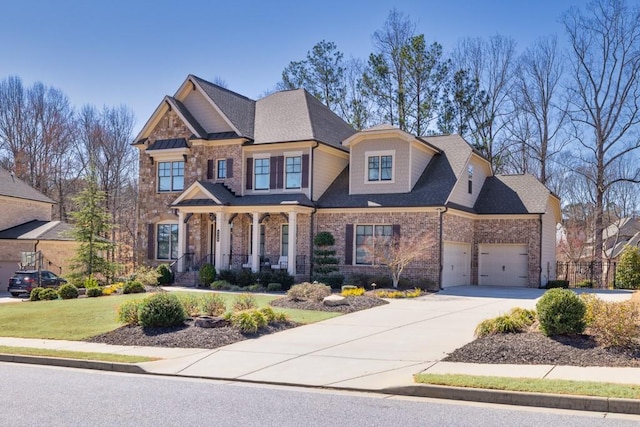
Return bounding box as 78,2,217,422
312,232,341,285
615,245,640,289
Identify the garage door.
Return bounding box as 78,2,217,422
442,242,471,288
479,244,528,287
0,261,16,292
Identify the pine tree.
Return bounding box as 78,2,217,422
615,245,640,289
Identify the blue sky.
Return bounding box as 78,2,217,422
1,0,581,135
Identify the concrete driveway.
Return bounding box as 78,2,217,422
142,285,634,390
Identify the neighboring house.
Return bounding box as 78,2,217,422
133,75,561,288
0,168,76,289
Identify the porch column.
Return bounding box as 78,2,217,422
214,211,228,272
252,212,260,272
287,211,297,276
177,211,186,272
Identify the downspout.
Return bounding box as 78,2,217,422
34,240,40,271
309,141,319,282
539,214,544,288
438,206,448,290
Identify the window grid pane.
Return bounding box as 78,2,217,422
281,224,289,256
368,157,379,181
255,158,270,190
217,159,227,179
286,156,302,189
381,156,392,181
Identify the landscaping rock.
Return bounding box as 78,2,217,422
323,295,349,307
194,316,230,329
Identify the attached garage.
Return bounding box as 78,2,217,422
442,242,471,288
478,244,528,287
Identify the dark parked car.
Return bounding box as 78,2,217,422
8,270,67,297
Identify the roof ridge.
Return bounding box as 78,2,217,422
189,75,256,102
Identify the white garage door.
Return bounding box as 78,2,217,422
442,242,471,288
479,244,528,287
0,261,16,292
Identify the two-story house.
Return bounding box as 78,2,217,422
134,75,561,288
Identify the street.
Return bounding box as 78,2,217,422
2,363,638,426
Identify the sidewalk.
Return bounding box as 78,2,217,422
1,286,639,415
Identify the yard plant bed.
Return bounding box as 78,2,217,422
269,295,388,312
444,331,640,367
86,318,298,349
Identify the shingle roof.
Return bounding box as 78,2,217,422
0,168,55,204
146,138,189,151
167,97,207,138
0,220,74,240
190,75,256,139
474,174,551,214
253,89,355,149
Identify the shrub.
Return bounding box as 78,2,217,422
543,280,569,289
536,288,586,336
198,293,226,316
29,287,44,301
375,288,422,298
84,276,100,289
256,271,273,287
247,284,263,292
137,292,186,327
229,311,258,333
217,269,237,285
118,300,142,325
123,280,146,294
132,265,161,287
341,287,365,297
199,264,217,287
86,287,103,298
270,270,294,290
236,270,256,288
38,288,59,301
57,284,79,300
474,307,536,338
102,283,122,295
313,275,344,289
508,307,537,324
211,280,232,290
232,293,258,311
615,245,640,289
177,293,200,317
251,310,268,330
345,273,372,288
575,279,594,288
157,264,173,285
287,282,332,302
582,295,640,348
258,306,277,323
266,283,282,292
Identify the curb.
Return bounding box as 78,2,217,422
383,384,640,415
0,353,146,374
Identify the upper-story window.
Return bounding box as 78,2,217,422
468,165,474,194
285,156,302,189
254,158,270,190
158,161,184,192
217,159,227,179
366,151,394,182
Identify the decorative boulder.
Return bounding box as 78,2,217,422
194,316,230,328
323,294,349,307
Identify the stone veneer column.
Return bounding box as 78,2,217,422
287,211,297,276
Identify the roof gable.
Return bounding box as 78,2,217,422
475,174,551,214
0,168,55,204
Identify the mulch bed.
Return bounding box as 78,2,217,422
85,295,388,349
444,332,640,367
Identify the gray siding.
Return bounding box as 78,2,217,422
313,149,348,201
448,157,489,208
183,90,234,134
410,143,433,189
350,137,411,195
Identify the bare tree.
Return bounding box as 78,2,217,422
562,0,640,263
338,58,374,130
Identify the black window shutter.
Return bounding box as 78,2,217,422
345,224,354,265
207,159,214,180
246,158,253,190
185,224,190,254
147,224,155,260
392,224,401,249
301,154,309,188
270,157,278,189
227,158,234,178
277,156,284,189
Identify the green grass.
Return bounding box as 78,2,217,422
0,291,338,341
0,345,157,363
415,373,640,400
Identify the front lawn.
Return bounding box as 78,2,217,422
0,292,338,341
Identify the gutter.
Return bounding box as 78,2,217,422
438,206,448,290
539,214,544,287
309,141,319,281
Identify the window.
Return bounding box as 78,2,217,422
281,224,289,256
367,154,393,182
285,156,302,189
157,223,178,260
254,158,270,190
355,224,392,264
217,159,227,179
249,224,265,256
468,165,474,194
158,161,184,192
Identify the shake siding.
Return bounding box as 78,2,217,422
313,149,348,201
410,144,433,189
350,137,411,195
448,157,488,208
541,198,559,284
183,90,233,134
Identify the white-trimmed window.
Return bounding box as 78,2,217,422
355,224,392,265
158,161,184,192
366,151,394,182
254,158,270,190
157,223,178,260
468,165,474,194
285,156,302,189
281,224,289,256
217,159,227,179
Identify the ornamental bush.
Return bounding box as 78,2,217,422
38,288,59,301
536,288,585,336
157,264,173,285
137,292,186,327
57,284,79,300
29,287,44,301
198,293,226,317
232,293,258,311
287,282,331,302
86,287,103,298
118,300,143,325
474,307,536,338
615,245,640,289
123,280,146,294
199,264,216,287
581,294,640,348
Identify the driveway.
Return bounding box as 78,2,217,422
0,291,19,303
142,285,634,390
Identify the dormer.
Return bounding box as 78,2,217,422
343,125,440,195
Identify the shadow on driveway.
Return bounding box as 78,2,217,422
436,285,634,301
